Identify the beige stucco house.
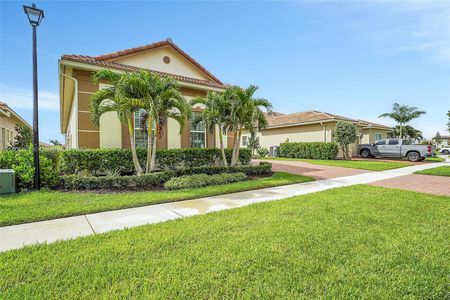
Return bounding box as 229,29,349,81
59,39,231,150
0,101,32,150
241,110,392,157
59,39,391,156
432,135,450,148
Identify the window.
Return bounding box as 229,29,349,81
242,136,248,146
190,112,205,148
375,133,383,141
388,139,399,145
1,128,5,149
7,129,12,146
375,139,386,145
134,109,154,149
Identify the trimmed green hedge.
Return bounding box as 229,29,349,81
164,172,247,190
174,162,272,177
279,142,338,160
58,162,272,191
60,171,175,191
60,148,252,175
0,148,59,190
1,147,260,191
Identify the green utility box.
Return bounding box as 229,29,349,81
0,169,16,194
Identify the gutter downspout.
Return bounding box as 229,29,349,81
320,122,326,142
60,66,78,148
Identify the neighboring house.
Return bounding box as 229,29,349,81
0,101,32,150
59,39,229,149
241,110,392,157
432,135,450,148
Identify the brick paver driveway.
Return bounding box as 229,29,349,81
253,159,371,180
370,174,450,196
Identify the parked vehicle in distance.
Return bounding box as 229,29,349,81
439,147,450,155
359,138,434,162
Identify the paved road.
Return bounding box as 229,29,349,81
255,158,450,196
370,173,450,196
1,160,447,252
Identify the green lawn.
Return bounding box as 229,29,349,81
262,157,412,171
0,172,313,226
424,156,446,162
414,166,450,177
1,185,448,299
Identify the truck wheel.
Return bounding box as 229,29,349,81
407,151,421,162
442,149,449,155
360,149,371,158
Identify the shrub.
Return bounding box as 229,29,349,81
41,148,62,171
335,121,357,160
256,147,269,157
60,148,252,175
279,142,338,160
164,172,247,190
173,162,272,177
0,148,59,190
247,133,260,156
59,171,175,191
57,163,271,191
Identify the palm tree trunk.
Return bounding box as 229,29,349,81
231,127,242,166
218,125,228,167
231,130,238,166
127,118,143,175
150,126,158,172
230,129,237,166
235,128,242,165
145,116,153,173
399,123,403,139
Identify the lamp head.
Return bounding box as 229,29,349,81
23,3,44,27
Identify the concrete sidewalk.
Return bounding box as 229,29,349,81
1,161,448,252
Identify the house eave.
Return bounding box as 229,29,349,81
264,119,338,130
59,59,226,93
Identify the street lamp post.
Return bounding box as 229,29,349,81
23,3,44,190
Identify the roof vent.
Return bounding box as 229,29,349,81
166,38,173,43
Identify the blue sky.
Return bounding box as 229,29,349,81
1,1,449,143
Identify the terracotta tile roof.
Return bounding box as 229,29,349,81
356,119,392,129
265,110,391,130
266,110,351,128
61,54,227,89
0,101,32,128
61,39,226,89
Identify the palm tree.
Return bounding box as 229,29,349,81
191,91,233,167
390,125,423,143
228,85,272,166
128,71,190,172
379,103,425,139
89,69,144,175
49,139,62,146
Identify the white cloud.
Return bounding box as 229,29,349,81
0,85,59,111
300,1,450,63
347,1,450,62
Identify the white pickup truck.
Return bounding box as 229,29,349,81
438,147,450,155
359,138,434,162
